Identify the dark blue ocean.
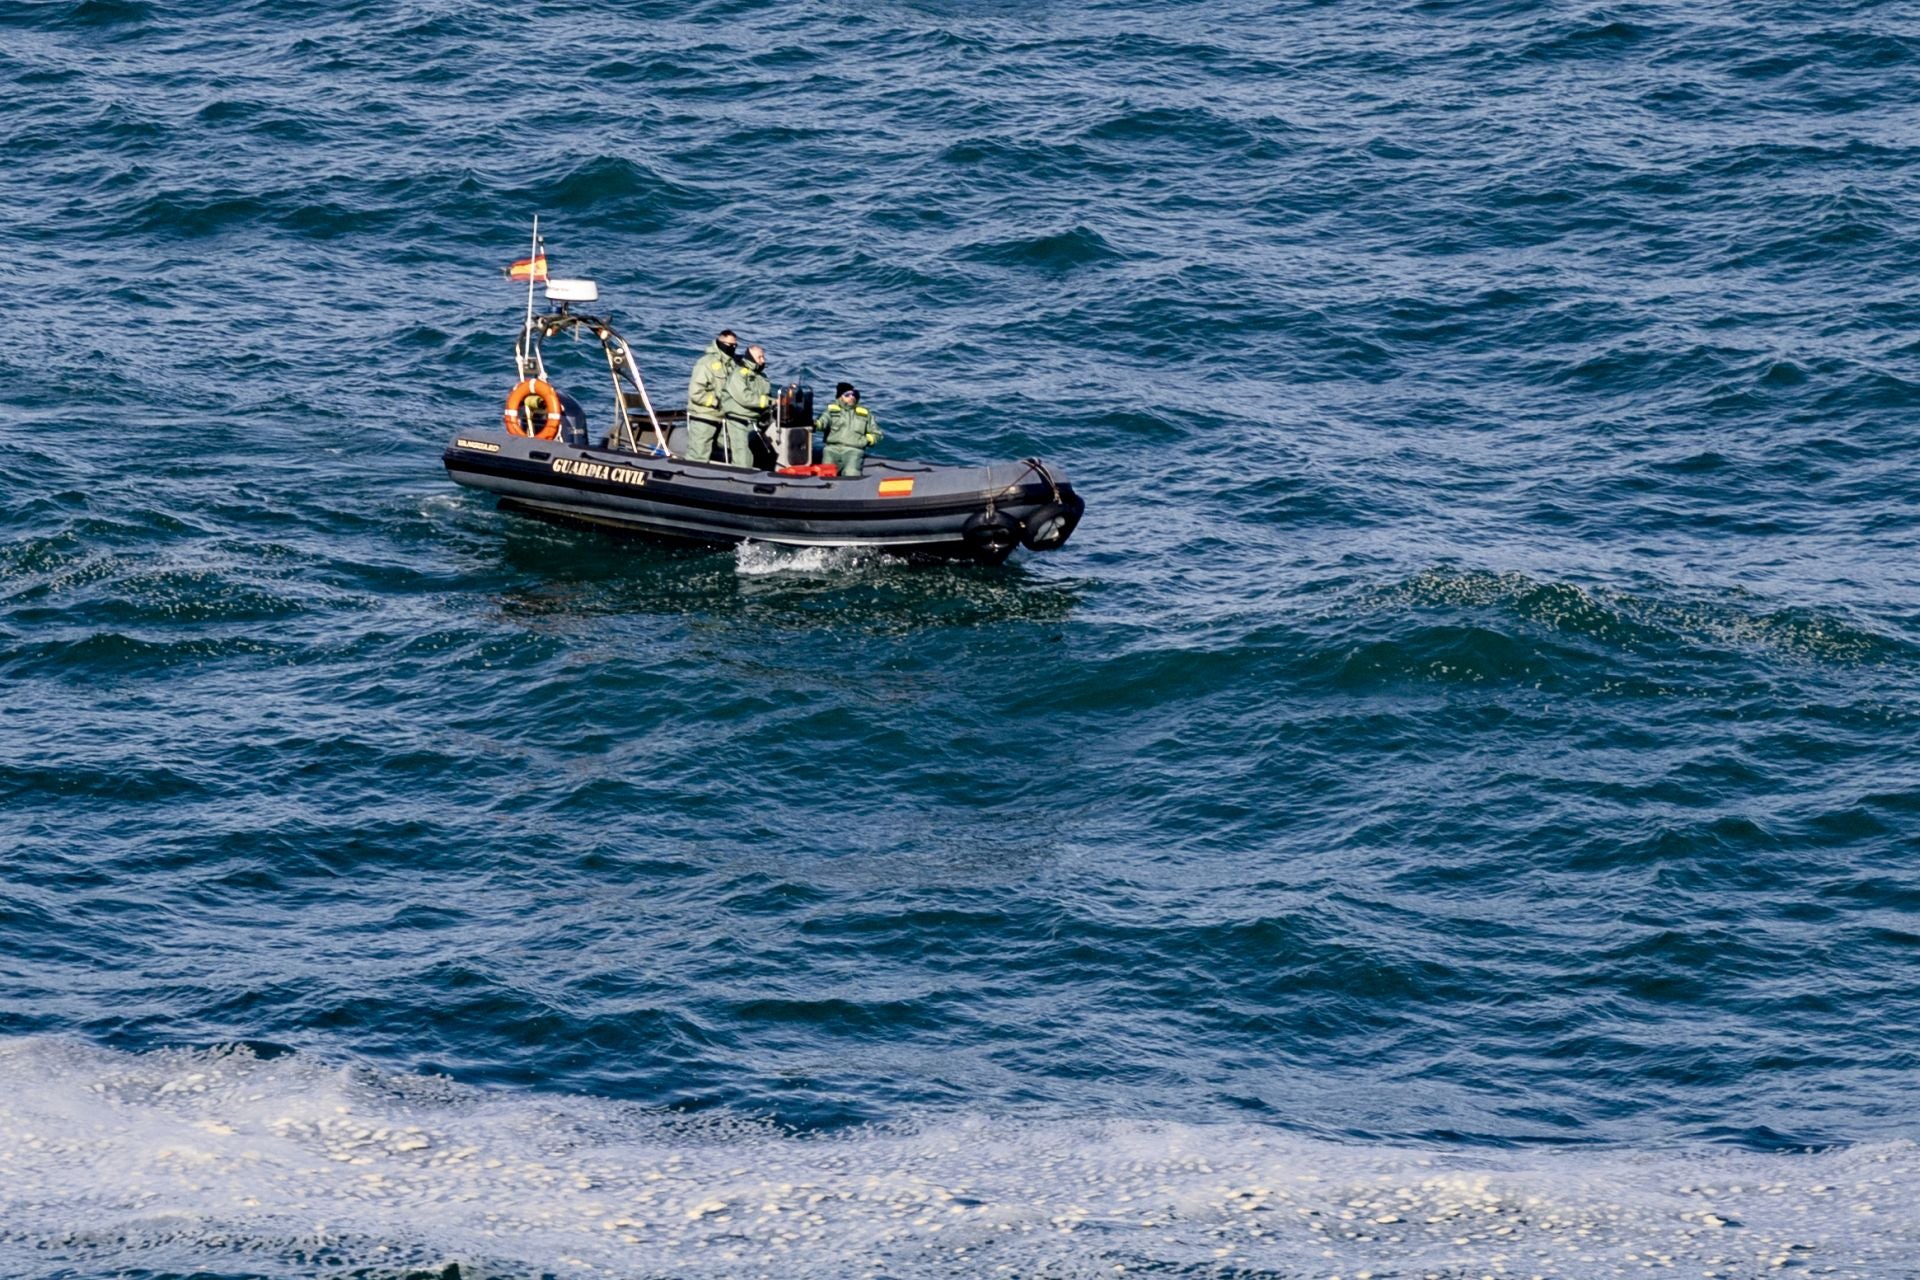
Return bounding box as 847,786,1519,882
6,1,1920,1276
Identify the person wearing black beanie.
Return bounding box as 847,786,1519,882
815,383,885,478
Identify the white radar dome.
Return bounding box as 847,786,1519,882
545,278,598,303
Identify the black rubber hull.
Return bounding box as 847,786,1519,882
443,430,1083,563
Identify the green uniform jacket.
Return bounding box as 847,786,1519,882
721,361,773,425
687,342,734,421
816,402,883,449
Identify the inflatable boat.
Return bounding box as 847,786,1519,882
443,278,1084,564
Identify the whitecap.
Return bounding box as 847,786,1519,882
1,1038,1914,1279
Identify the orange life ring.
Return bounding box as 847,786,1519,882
504,378,563,440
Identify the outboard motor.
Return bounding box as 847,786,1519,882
771,383,815,469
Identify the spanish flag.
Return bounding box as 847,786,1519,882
505,252,548,283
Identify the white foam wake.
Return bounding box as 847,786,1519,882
1,1037,1914,1279
732,540,884,577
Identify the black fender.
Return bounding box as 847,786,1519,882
963,510,1021,565
1019,502,1077,551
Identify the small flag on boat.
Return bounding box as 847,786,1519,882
505,251,548,282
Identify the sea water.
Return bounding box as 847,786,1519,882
5,2,1920,1276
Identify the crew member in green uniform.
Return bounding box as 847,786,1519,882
817,382,883,478
718,343,773,466
685,329,738,462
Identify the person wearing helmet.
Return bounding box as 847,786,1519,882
718,343,773,467
685,329,738,463
816,382,883,478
